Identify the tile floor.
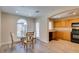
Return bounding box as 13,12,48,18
0,39,79,53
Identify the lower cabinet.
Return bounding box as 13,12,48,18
49,32,53,41
53,31,71,41
63,32,71,41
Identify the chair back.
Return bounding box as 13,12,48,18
10,32,16,43
26,32,34,41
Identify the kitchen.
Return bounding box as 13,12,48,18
49,8,79,43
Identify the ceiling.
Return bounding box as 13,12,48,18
0,6,79,18
51,8,79,19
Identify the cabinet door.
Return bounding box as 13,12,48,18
65,20,71,27
54,31,71,41
54,32,64,40
63,32,71,41
54,20,65,28
54,21,61,27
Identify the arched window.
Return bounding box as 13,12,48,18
17,19,27,38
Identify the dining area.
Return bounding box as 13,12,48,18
0,11,50,53
9,32,36,53
0,18,41,53
0,31,51,53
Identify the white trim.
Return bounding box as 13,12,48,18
1,40,20,46
40,39,49,43
1,41,11,46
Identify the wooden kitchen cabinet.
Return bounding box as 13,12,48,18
63,32,71,41
65,20,71,27
54,20,65,28
53,31,64,40
53,18,79,41
53,31,71,41
53,19,71,41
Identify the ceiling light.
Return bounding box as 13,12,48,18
53,15,60,18
72,12,76,15
16,11,19,13
35,10,39,13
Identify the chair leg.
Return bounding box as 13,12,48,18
24,43,28,49
29,42,31,47
26,43,28,48
32,40,34,48
24,44,25,48
34,39,36,44
10,42,13,51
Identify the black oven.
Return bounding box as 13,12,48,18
71,23,79,43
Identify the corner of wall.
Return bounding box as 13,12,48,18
0,11,1,47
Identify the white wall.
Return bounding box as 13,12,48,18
1,12,35,45
35,18,40,40
36,16,49,43
0,11,1,46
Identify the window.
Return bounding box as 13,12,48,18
17,19,27,38
36,22,40,38
49,21,52,30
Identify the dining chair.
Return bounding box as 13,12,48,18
10,32,17,49
23,32,35,48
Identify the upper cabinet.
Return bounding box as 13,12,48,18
54,20,66,28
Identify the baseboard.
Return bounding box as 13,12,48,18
1,41,11,46
1,39,49,46
36,37,49,43
1,40,20,46
39,39,49,43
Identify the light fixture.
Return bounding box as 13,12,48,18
16,11,19,13
35,10,39,13
53,15,60,18
72,12,76,15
